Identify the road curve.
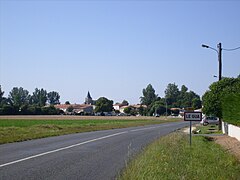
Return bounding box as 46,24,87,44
0,121,188,180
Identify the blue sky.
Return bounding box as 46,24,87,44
0,0,240,104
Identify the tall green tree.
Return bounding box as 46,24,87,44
8,87,30,108
31,88,48,107
177,85,188,107
164,83,202,109
140,84,157,106
95,97,113,113
164,83,180,107
47,91,60,105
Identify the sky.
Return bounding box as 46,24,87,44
0,0,240,104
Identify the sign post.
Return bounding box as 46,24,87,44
184,112,202,146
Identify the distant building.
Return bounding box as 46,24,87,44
85,91,93,105
113,103,124,111
54,104,94,115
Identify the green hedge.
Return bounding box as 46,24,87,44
222,93,240,126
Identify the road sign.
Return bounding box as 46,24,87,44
184,112,202,121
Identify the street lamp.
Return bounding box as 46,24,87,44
202,43,240,80
202,43,222,81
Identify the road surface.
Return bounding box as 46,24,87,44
0,121,188,180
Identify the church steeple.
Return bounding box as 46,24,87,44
87,91,92,99
85,91,93,105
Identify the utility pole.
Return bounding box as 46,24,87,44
218,43,222,81
217,43,222,130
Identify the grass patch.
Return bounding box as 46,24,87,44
0,118,181,144
119,132,240,180
193,124,222,134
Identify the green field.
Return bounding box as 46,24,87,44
0,116,181,144
119,132,240,180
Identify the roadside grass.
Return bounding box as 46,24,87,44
193,124,222,134
0,118,181,144
119,132,240,180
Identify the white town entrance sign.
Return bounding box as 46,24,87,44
184,112,202,121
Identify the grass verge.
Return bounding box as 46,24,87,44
193,124,222,134
119,132,240,180
0,117,180,144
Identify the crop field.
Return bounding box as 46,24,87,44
0,115,182,144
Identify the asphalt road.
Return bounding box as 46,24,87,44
0,121,188,180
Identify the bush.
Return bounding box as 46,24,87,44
222,93,240,126
0,105,17,115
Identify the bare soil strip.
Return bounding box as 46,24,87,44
213,135,240,161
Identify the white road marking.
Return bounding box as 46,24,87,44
0,131,127,168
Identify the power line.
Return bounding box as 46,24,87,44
222,46,240,51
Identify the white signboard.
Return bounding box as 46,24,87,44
184,112,202,121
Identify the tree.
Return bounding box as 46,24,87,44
8,87,30,109
65,101,70,105
180,85,188,93
0,85,4,103
123,106,137,116
121,100,129,106
31,88,47,107
137,105,147,116
192,98,202,109
67,105,74,113
148,100,166,116
0,105,16,115
95,97,113,113
42,105,59,115
164,83,180,107
47,91,60,105
123,106,131,114
202,77,240,119
164,84,202,109
140,84,157,106
0,85,8,106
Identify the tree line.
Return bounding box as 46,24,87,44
0,86,60,115
0,83,202,116
138,83,202,116
92,83,202,116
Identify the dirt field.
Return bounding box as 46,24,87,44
0,115,179,120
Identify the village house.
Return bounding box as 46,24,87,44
54,92,95,115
